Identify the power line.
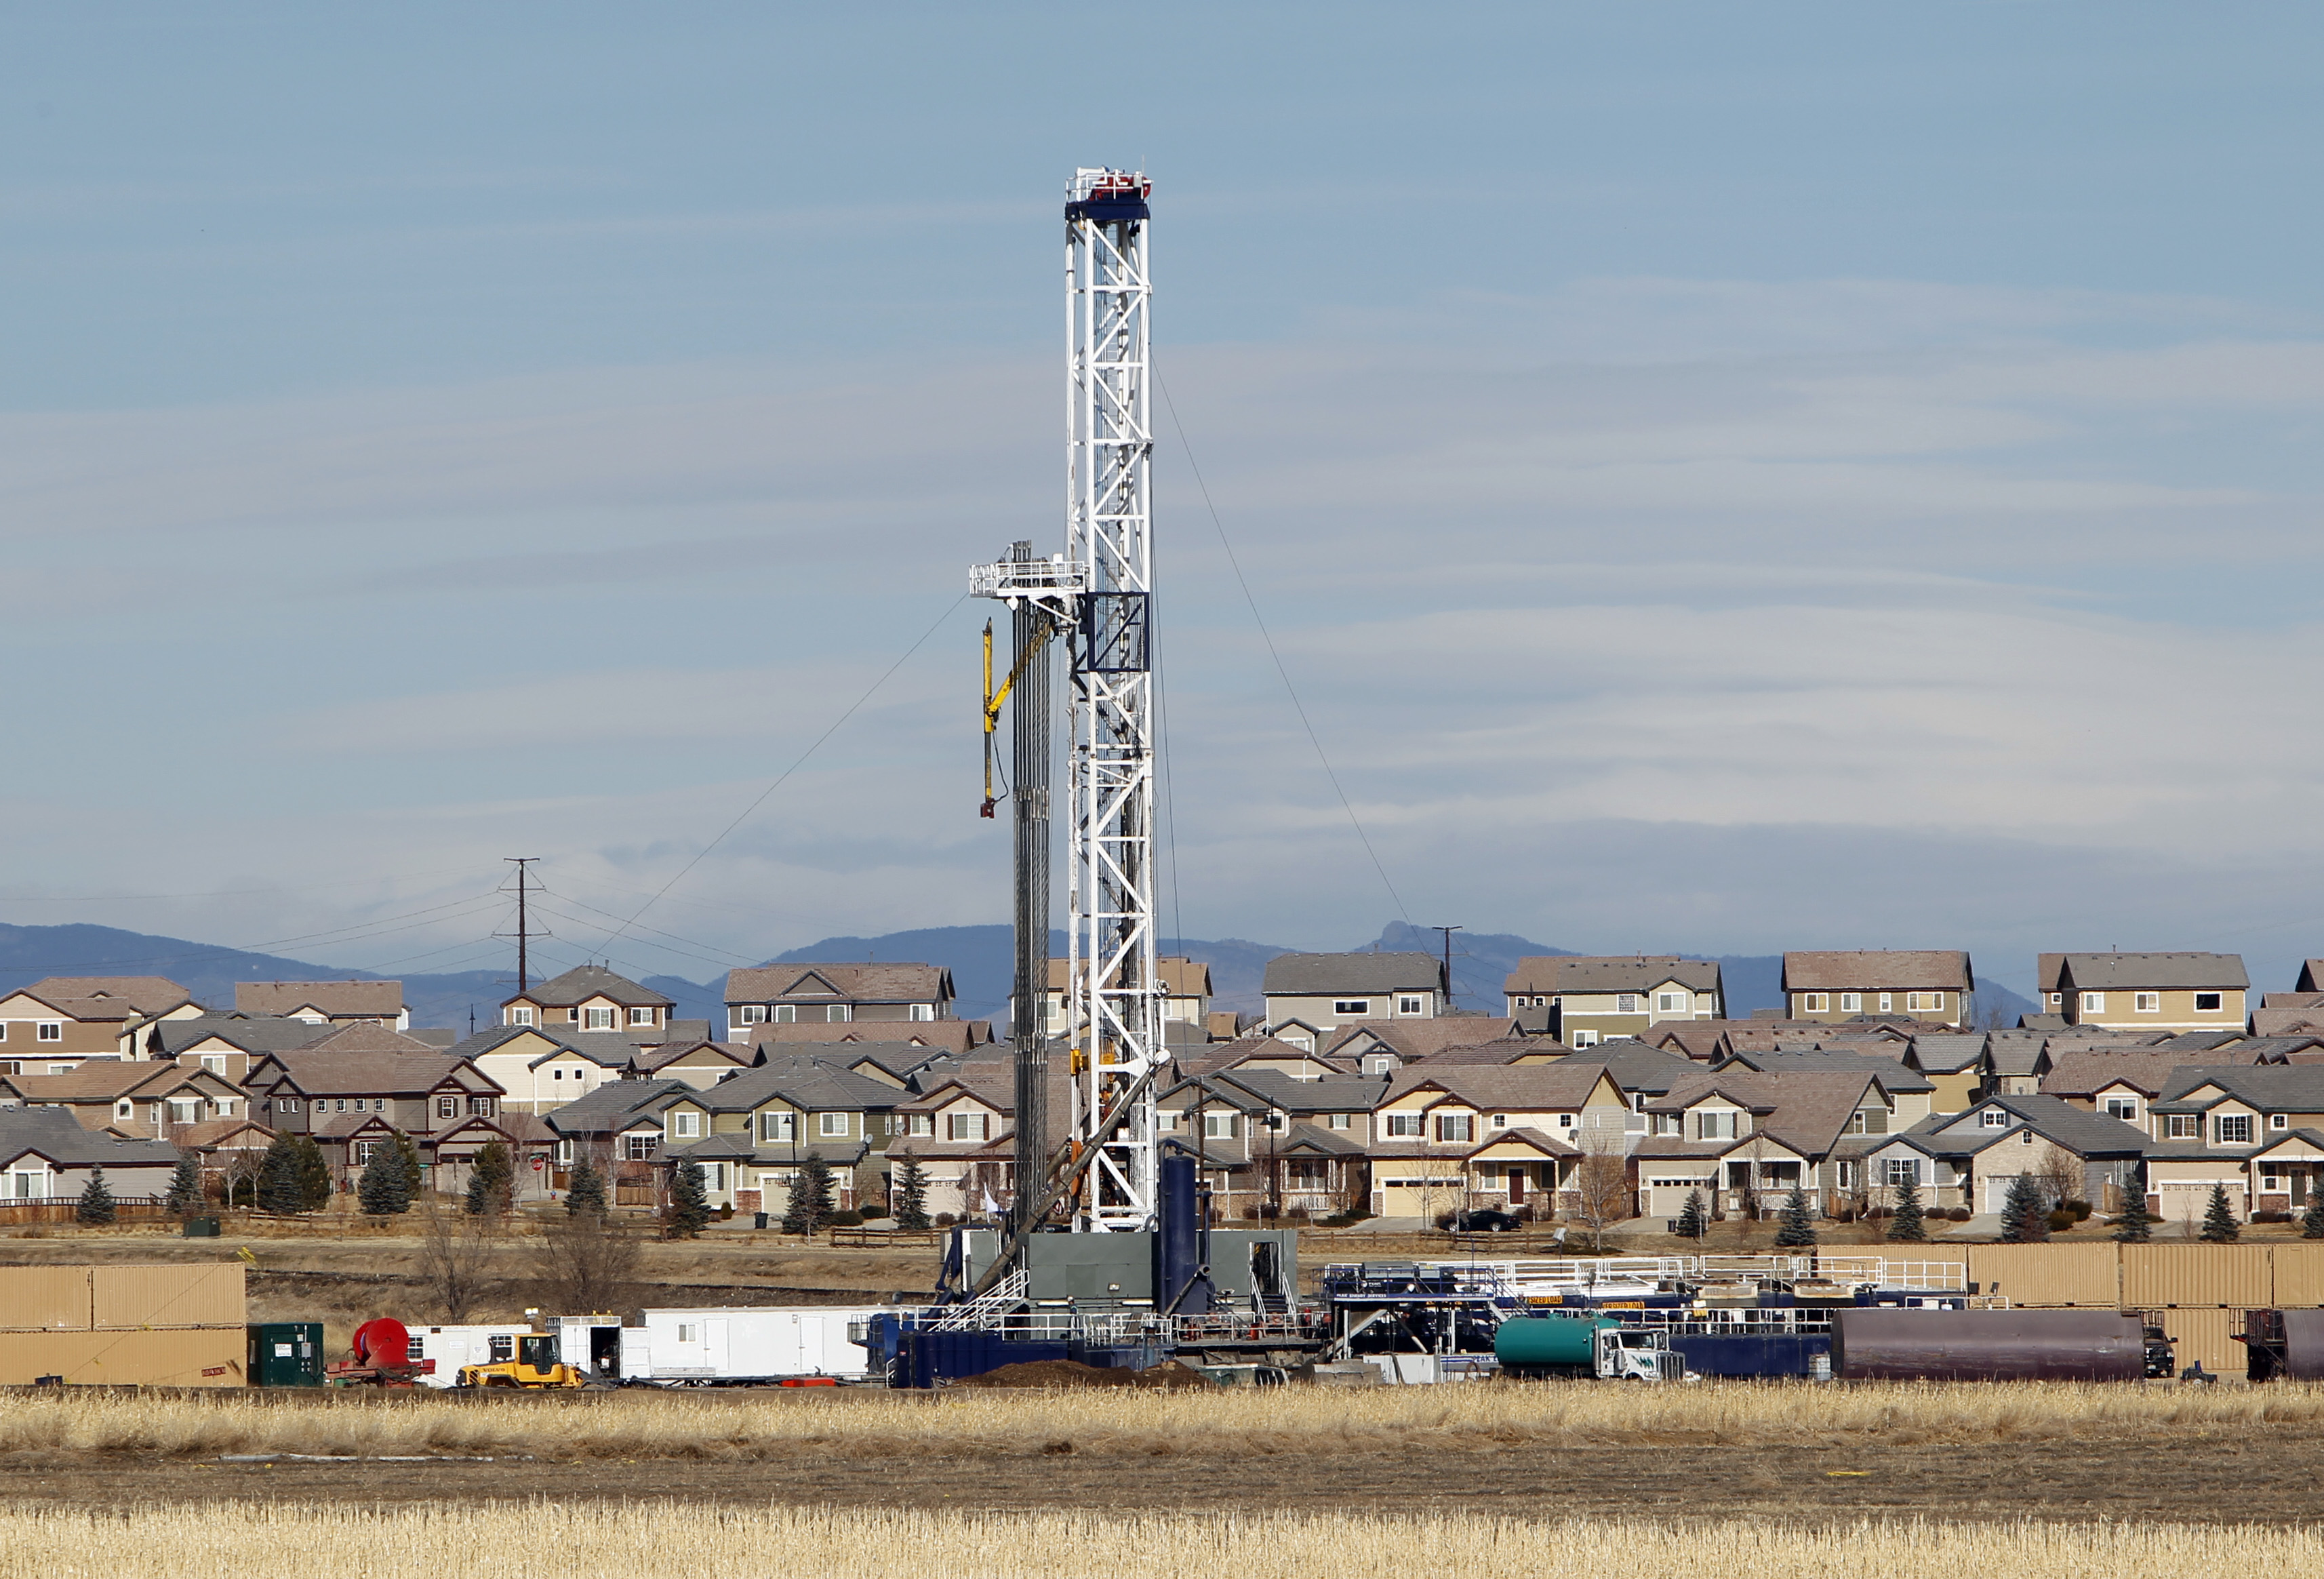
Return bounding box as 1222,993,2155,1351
1156,369,1410,926
599,592,969,951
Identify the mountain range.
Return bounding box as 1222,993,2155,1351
0,919,2035,1033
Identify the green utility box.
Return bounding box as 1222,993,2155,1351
182,1216,221,1238
247,1322,325,1387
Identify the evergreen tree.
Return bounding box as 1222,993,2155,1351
164,1155,203,1217
666,1158,713,1239
782,1153,836,1235
891,1156,931,1233
2000,1172,2049,1243
2114,1170,2157,1243
1885,1168,1927,1243
2302,1189,2324,1241
76,1167,117,1226
1773,1184,1818,1248
394,1130,426,1205
357,1138,414,1215
565,1157,607,1217
464,1141,513,1216
292,1135,334,1212
2200,1182,2242,1243
256,1132,306,1215
1672,1187,1706,1240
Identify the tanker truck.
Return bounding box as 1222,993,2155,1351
1494,1316,1683,1380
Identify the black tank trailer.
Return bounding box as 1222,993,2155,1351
2237,1309,2324,1381
1830,1308,2155,1382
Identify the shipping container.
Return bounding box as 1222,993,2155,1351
1832,1308,2145,1381
92,1264,245,1330
2148,1305,2242,1379
247,1322,324,1386
2121,1243,2270,1309
0,1266,100,1331
0,1326,245,1386
631,1307,883,1384
1965,1243,2117,1306
2269,1245,2324,1306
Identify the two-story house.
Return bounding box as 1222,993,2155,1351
502,965,676,1038
151,1014,350,1084
1032,957,1211,1041
1781,951,1972,1028
1856,1094,2148,1218
542,1077,691,1197
650,1060,905,1215
0,1062,246,1139
0,976,205,1071
240,1050,529,1195
235,980,409,1030
1634,1068,1893,1222
1893,1033,1988,1112
1369,1064,1628,1220
2145,1066,2324,1220
1502,957,1723,1047
2053,953,2249,1032
1157,1068,1383,1218
885,1072,1026,1220
722,962,955,1035
447,1024,745,1113
1261,953,1445,1048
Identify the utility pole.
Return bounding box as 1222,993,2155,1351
501,858,540,996
1428,925,1462,1012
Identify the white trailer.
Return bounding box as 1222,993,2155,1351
629,1306,883,1384
404,1317,628,1387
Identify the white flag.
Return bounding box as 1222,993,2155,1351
980,1190,1001,1216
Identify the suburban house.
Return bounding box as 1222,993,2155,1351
1853,1096,2148,1218
235,980,409,1030
1895,1033,1989,1112
1324,1018,1519,1068
239,1050,534,1195
1982,1031,2053,1098
1500,957,1723,1047
151,1014,353,1083
0,976,203,1063
648,1061,905,1215
0,1107,180,1203
1178,1036,1363,1083
1261,953,1447,1043
885,1071,1026,1220
1157,1069,1382,1219
1780,951,1973,1028
722,962,955,1033
2144,1066,2324,1220
543,1078,691,1201
0,1063,245,1140
1716,1049,1938,1127
446,1024,742,1113
1633,1069,1891,1222
502,965,676,1037
2053,953,2249,1031
1368,1064,1628,1220
1031,956,1212,1042
746,1019,990,1059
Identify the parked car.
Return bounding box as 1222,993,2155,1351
1455,1208,1521,1233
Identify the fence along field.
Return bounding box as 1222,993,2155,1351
0,1503,2315,1579
12,1381,2324,1460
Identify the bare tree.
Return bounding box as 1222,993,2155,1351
533,1210,643,1316
418,1200,502,1322
2034,1143,2085,1211
1565,1129,1631,1254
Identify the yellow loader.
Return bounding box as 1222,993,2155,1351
456,1332,588,1389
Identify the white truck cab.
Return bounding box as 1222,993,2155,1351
1594,1327,1681,1381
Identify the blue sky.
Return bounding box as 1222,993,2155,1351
3,5,2322,1001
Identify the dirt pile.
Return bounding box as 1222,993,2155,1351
948,1359,1214,1391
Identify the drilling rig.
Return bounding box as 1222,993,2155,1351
973,167,1163,1244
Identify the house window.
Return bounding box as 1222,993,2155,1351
468,1096,496,1117
2082,993,2104,1013
1885,1157,1921,1187
437,1096,457,1119
2217,1115,2253,1145
557,1140,574,1165
2104,1098,2139,1122
1841,993,1861,1013
826,1005,852,1023
671,1111,701,1139
2272,1113,2289,1131
1489,1113,1508,1130
2049,992,2062,1007
334,1099,347,1113
1908,993,1944,1012
911,1003,936,1022
1695,1111,1736,1140
1657,992,1683,1013
1653,1114,1681,1136
35,1022,60,1043
2167,1114,2200,1139
1980,1109,2008,1128
1386,1113,1424,1137
1837,1161,1856,1190
167,1100,200,1125
1397,996,1423,1016
1202,1112,1239,1140
630,1007,656,1026
279,1098,301,1115
761,1111,797,1143
1557,1113,1575,1130
2135,993,2160,1013
510,1007,534,1026
1436,1115,1474,1142
1878,993,1893,1013
1801,994,1828,1013
1329,1113,1351,1130
819,1112,849,1138
2020,1129,2035,1144
584,1007,614,1031
906,1114,933,1137
2195,993,2224,1012
116,1101,132,1119
774,1005,797,1023
1571,1031,1599,1048
1617,994,1638,1014
947,1112,990,1142
1847,1109,1888,1135
624,1135,657,1161
354,1140,381,1165
200,1054,227,1076
704,1162,727,1193
737,1005,768,1026
1332,1000,1371,1016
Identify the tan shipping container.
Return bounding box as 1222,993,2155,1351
0,1326,245,1386
2122,1243,2270,1308
2269,1243,2324,1306
0,1266,96,1331
1967,1243,2119,1306
2147,1306,2242,1380
90,1264,244,1330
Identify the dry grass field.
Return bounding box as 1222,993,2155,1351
3,1502,2319,1579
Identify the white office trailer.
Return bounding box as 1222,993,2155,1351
628,1306,883,1384
405,1317,627,1387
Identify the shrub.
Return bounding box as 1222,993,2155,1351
858,1203,888,1220
2254,1209,2292,1224
1286,1206,1309,1221
1947,1207,1972,1222
1243,1205,1262,1222
2046,1207,2077,1233
934,1212,957,1228
827,1208,863,1227
2063,1199,2093,1222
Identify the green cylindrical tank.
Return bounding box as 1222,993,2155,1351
1494,1315,1616,1368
